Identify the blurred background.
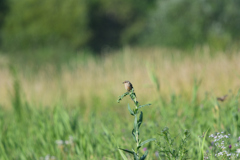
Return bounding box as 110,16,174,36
1,0,240,52
0,0,239,108
0,0,240,159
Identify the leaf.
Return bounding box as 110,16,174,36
117,92,130,103
118,149,128,160
134,152,139,160
138,111,143,128
138,104,151,109
148,69,160,92
161,127,169,135
119,148,135,155
140,150,148,160
134,108,139,114
134,115,138,132
199,129,209,160
132,129,137,142
139,138,156,147
128,104,135,116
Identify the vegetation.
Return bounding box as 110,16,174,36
0,0,239,159
0,0,240,52
143,0,240,49
0,48,240,159
117,87,155,160
1,0,155,51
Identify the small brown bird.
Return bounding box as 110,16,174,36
123,81,133,92
217,95,228,102
123,80,137,102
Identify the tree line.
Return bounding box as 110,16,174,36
0,0,239,52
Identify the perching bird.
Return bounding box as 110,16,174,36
123,81,137,102
123,81,133,92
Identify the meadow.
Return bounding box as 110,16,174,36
0,47,240,159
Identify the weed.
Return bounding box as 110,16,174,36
156,127,190,160
205,132,240,159
117,86,155,160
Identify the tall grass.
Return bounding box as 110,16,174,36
0,73,239,159
1,47,240,109
0,47,239,159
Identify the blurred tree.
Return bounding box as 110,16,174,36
142,0,240,49
87,0,156,52
2,0,90,50
1,0,156,52
1,0,240,52
0,0,8,44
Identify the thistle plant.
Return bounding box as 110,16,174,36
117,86,156,160
156,127,190,160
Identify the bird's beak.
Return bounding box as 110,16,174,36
122,82,125,84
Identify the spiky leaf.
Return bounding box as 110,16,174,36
128,104,135,116
138,111,143,128
134,115,138,132
132,129,137,142
118,149,128,160
117,92,130,103
138,104,151,109
140,150,148,160
119,148,135,155
134,152,139,160
139,138,156,147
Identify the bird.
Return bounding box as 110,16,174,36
123,81,137,103
122,81,133,92
217,95,228,102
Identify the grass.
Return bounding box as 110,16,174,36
0,47,240,159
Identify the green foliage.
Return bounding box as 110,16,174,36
117,88,155,160
9,66,22,120
156,127,190,160
149,71,160,92
0,86,239,159
199,129,209,160
0,0,8,27
1,0,240,51
2,0,90,49
0,0,8,44
87,0,156,51
0,65,240,159
1,0,156,52
206,132,240,159
142,0,240,49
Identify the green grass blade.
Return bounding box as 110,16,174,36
128,104,135,116
199,129,209,160
138,104,151,109
118,149,129,160
119,148,135,155
139,138,156,147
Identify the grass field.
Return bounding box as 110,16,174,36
0,47,240,159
